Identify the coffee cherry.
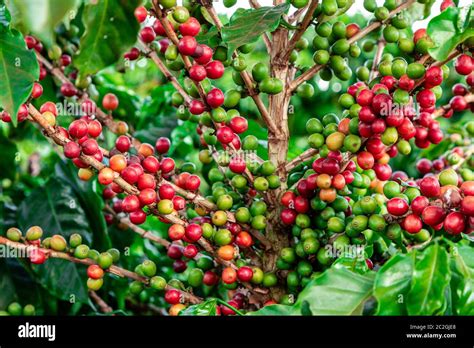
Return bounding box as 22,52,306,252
185,175,201,191
98,252,113,269
30,249,46,264
206,88,225,108
161,158,175,173
68,120,88,139
50,235,67,251
206,60,225,79
122,195,140,213
134,6,148,22
87,265,104,280
189,65,207,81
387,198,409,216
87,278,104,291
403,214,423,234
455,54,473,75
140,26,156,43
31,82,43,99
6,227,22,242
61,83,77,97
102,93,119,111
165,289,182,304
444,211,465,235
416,89,436,108
421,206,446,226
419,176,441,197
179,17,200,36
178,36,197,56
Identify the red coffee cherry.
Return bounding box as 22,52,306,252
30,249,46,264
444,211,466,235
165,289,182,304
237,266,253,282
64,141,81,159
403,214,423,234
194,45,213,65
189,100,206,115
134,6,148,23
69,120,88,139
179,17,201,36
178,36,197,56
81,139,99,156
281,208,297,225
130,210,147,225
455,54,473,76
102,93,119,111
387,198,409,216
31,82,43,98
185,175,201,191
205,61,225,79
189,65,207,82
160,158,175,173
87,265,104,280
185,224,202,242
419,176,441,198
357,151,375,170
229,116,248,134
421,205,446,226
140,27,156,43
122,195,140,213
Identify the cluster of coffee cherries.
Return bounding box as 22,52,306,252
4,226,122,291
417,146,474,182
385,171,474,236
0,302,36,316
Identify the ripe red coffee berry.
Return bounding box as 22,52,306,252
450,96,468,111
87,265,104,280
189,100,206,115
419,176,441,197
356,89,374,106
444,212,465,235
416,159,432,174
229,157,247,174
142,156,160,173
183,244,198,258
130,210,147,225
461,196,474,216
81,139,99,156
140,27,156,43
185,175,201,191
160,158,175,173
134,6,148,22
139,188,157,205
178,36,197,56
195,45,213,65
64,141,81,159
206,60,225,79
68,120,88,139
424,66,443,87
455,54,473,75
357,151,374,170
237,266,253,282
387,198,409,216
31,82,43,98
30,249,46,264
122,195,140,213
416,89,436,109
229,116,248,134
165,289,182,304
206,88,225,108
281,208,297,225
179,17,201,36
421,205,446,226
61,83,77,97
121,166,140,184
155,137,171,154
403,214,423,234
185,224,202,242
216,126,234,144
173,196,186,211
102,93,119,111
189,65,207,82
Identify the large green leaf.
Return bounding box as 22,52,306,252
74,0,140,77
405,0,436,22
0,4,39,126
295,266,375,315
374,253,415,315
450,246,474,315
427,5,474,61
7,0,80,47
251,267,375,316
180,298,219,316
406,244,451,315
221,3,289,54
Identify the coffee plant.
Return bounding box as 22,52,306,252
0,0,473,316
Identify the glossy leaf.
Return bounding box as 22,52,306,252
249,304,296,316
179,298,219,316
0,4,39,126
8,0,80,46
427,5,474,61
406,244,450,315
374,253,415,315
221,3,289,54
450,246,474,315
74,0,140,77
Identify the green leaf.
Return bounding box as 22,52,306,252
427,5,474,61
405,0,436,22
196,26,220,47
179,298,219,316
406,244,451,315
0,4,39,126
249,304,296,316
7,0,80,47
374,253,415,315
221,3,289,54
450,246,474,315
0,1,11,27
74,0,140,77
295,267,375,315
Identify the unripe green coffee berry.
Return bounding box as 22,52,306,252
407,62,426,79
150,276,167,290
349,44,361,58
383,25,399,43
160,0,177,9
87,278,104,291
7,302,22,316
331,38,350,55
332,21,346,39
356,66,370,81
26,226,43,241
69,233,82,248
316,22,332,37
253,177,269,191
251,215,267,230
188,268,204,287
50,235,67,251
313,36,330,50
129,281,144,295
374,6,389,21
313,50,330,65
142,260,157,277
262,273,278,287
363,0,377,12
439,169,458,186
98,252,114,269
172,6,190,23
398,38,414,53
6,227,22,242
158,199,174,214
297,83,315,98
23,304,35,316
74,244,90,259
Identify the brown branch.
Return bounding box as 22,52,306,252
285,148,319,172
284,0,319,60
288,0,417,92
199,2,277,134
369,39,386,81
89,291,114,314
